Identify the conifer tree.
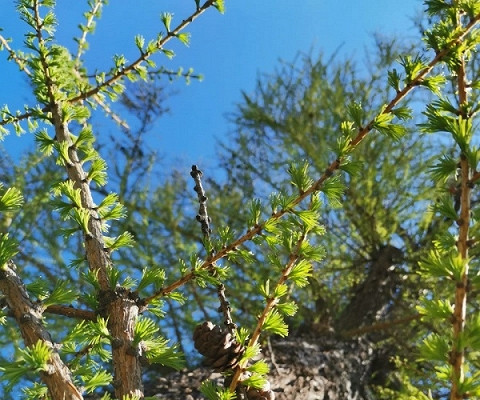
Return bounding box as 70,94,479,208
1,1,480,400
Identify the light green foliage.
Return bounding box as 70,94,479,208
82,370,113,393
417,298,454,321
212,2,480,398
0,0,222,396
0,185,23,212
1,0,480,399
287,259,313,287
241,373,267,390
213,0,226,14
0,184,23,267
406,2,480,398
262,309,288,337
0,233,19,269
372,107,408,140
288,160,314,193
160,12,173,32
42,280,78,307
134,317,185,369
22,383,49,400
200,380,236,400
0,340,51,391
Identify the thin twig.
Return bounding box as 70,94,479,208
266,336,280,374
67,0,217,105
228,233,306,392
0,34,31,76
190,165,212,239
91,92,130,130
75,0,104,66
1,1,216,128
190,165,236,332
72,0,130,130
0,33,38,126
217,283,236,332
0,108,42,127
190,285,211,321
165,298,187,356
45,305,96,321
67,343,95,369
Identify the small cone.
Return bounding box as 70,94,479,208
193,321,244,372
246,381,275,400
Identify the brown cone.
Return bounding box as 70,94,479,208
246,384,275,400
193,321,244,372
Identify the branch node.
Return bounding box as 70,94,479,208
111,337,123,349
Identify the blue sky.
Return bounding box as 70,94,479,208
0,0,423,171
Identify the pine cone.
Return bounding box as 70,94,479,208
193,321,244,371
245,381,275,400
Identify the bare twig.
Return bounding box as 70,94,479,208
190,285,211,321
266,336,280,374
190,165,236,331
190,165,212,239
217,283,236,332
165,298,187,356
91,91,130,130
45,304,96,321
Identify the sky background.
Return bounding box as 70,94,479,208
0,0,424,173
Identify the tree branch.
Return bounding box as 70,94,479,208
45,304,96,321
143,11,480,307
68,0,217,105
0,34,31,76
31,0,142,395
0,261,83,399
450,56,471,400
228,233,306,392
74,0,105,67
0,1,216,129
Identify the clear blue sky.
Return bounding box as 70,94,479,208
0,0,423,171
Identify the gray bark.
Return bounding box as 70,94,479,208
145,334,384,400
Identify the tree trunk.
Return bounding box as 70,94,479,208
144,334,388,400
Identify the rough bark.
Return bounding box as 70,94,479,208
144,334,384,400
100,288,144,398
51,101,143,398
0,261,83,400
335,245,403,333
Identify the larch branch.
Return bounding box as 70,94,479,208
0,261,83,400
